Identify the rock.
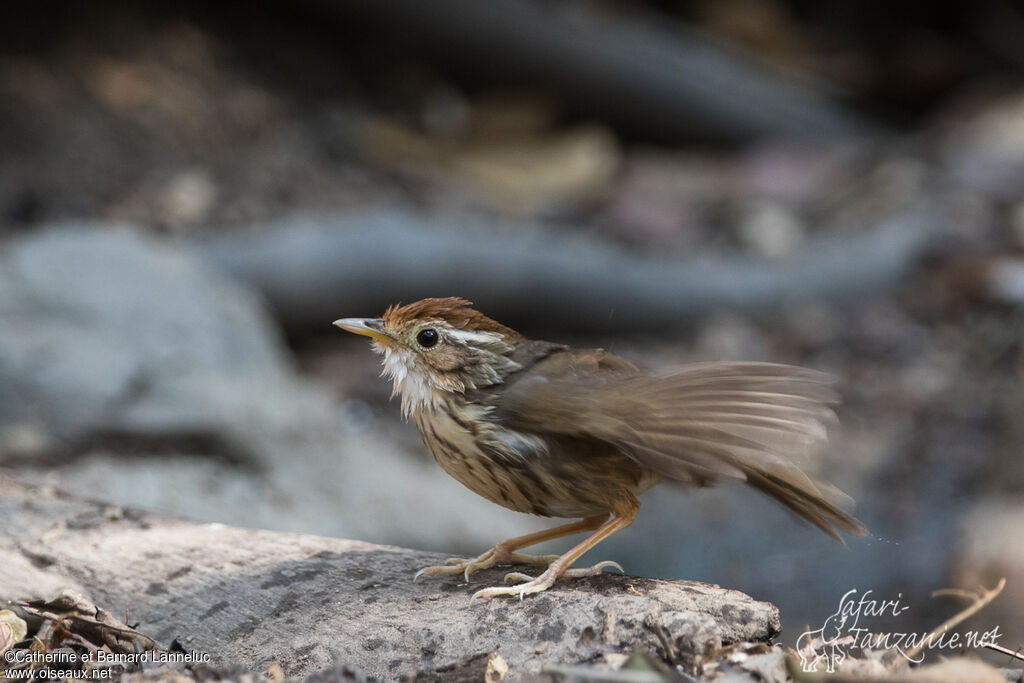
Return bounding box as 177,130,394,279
0,224,541,551
360,118,621,215
737,200,805,259
944,90,1024,200
0,475,781,680
0,223,287,442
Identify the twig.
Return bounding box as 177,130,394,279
903,578,1006,660
984,641,1024,663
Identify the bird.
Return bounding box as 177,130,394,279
335,297,866,602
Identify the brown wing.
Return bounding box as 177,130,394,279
494,349,866,541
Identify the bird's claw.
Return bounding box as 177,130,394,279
414,547,564,585
470,558,625,603
413,559,477,581
562,560,624,578
414,560,476,581
471,568,558,603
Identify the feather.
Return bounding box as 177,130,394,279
494,352,866,539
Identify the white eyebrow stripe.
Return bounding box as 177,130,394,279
446,329,505,345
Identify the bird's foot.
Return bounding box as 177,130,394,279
469,560,624,603
413,543,561,583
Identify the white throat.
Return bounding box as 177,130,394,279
375,342,441,418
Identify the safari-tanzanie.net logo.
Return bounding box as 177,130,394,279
796,587,1004,673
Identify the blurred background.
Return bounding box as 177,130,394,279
1,0,1022,660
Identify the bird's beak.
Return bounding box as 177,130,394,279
333,317,391,343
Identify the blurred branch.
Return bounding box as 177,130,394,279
299,0,888,144
199,206,938,335
984,642,1024,662
904,577,1006,660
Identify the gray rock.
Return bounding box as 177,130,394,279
0,475,781,680
0,224,287,440
0,224,284,444
0,224,540,550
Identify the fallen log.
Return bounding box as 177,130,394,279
301,0,886,143
200,206,937,335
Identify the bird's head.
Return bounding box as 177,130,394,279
335,297,524,416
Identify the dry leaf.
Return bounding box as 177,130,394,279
0,610,28,653
19,590,159,653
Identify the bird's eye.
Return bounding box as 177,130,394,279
416,328,439,348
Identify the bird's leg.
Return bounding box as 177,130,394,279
414,514,609,583
471,500,638,603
